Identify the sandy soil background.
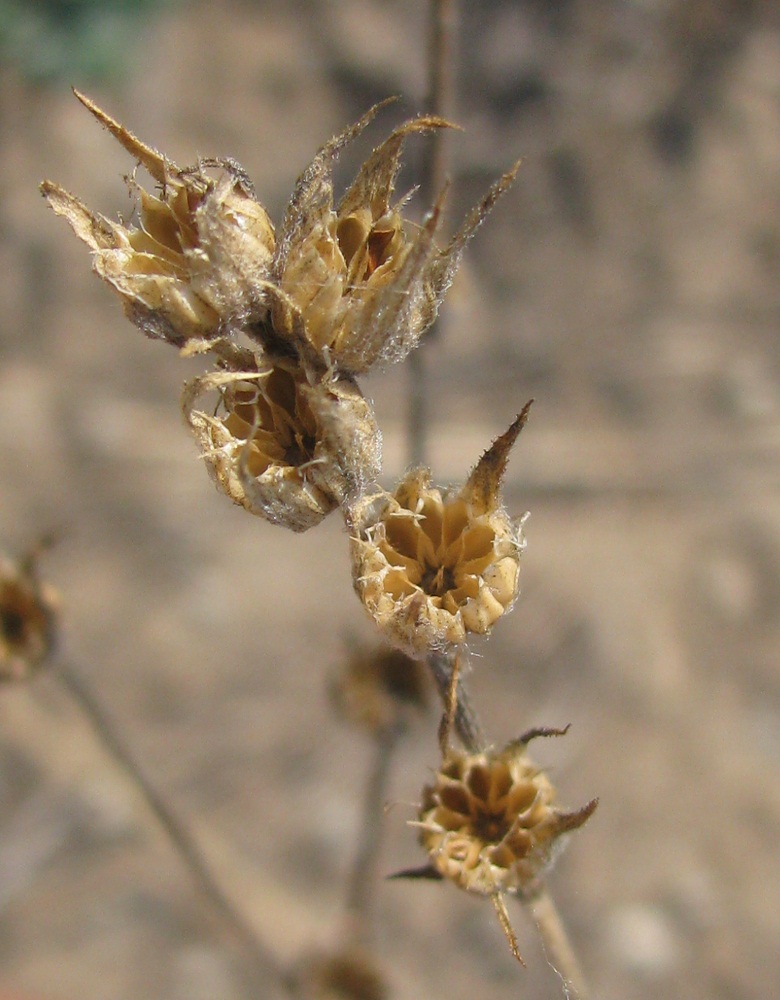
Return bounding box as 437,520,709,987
1,1,780,998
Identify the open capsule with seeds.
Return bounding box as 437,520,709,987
183,344,381,532
267,104,521,375
41,91,275,349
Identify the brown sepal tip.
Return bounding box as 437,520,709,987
464,399,533,511
557,797,599,833
514,722,571,748
386,863,443,882
72,88,168,184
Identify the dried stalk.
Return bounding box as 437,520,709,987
55,657,288,998
427,648,486,753
343,722,403,943
527,886,591,1000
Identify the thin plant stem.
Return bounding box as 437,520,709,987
437,649,461,755
343,723,403,945
408,0,457,466
426,648,486,753
526,886,590,1000
55,656,289,998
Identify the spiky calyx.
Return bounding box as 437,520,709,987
348,406,531,656
417,731,598,897
41,92,275,349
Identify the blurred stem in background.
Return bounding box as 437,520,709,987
407,0,456,467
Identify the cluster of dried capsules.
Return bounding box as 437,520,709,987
41,90,529,649
40,93,595,968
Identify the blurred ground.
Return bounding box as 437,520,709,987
1,1,780,998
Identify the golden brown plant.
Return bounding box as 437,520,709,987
39,82,597,994
413,727,597,963
267,107,521,375
42,92,275,349
41,91,522,536
417,730,597,897
348,404,531,656
183,342,381,531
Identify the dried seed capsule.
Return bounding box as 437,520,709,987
416,735,597,898
348,406,531,656
269,106,521,374
183,346,381,532
41,91,275,349
0,545,58,682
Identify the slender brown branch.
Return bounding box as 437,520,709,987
423,0,456,200
55,656,288,998
525,886,590,1000
344,723,402,943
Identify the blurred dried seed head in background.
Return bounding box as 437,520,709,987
292,947,388,1000
330,643,430,736
0,543,59,682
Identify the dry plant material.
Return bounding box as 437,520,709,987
41,91,275,349
183,343,381,531
268,107,522,375
330,644,429,736
348,405,531,656
41,91,521,534
41,92,519,376
40,87,597,986
0,546,58,682
414,729,598,962
294,947,388,1000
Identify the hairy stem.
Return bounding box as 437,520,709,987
426,648,486,753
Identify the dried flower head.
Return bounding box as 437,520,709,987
348,405,531,656
330,643,429,736
41,91,275,349
183,344,380,531
1,545,59,682
293,947,388,1000
416,729,597,899
267,105,521,374
412,728,597,964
